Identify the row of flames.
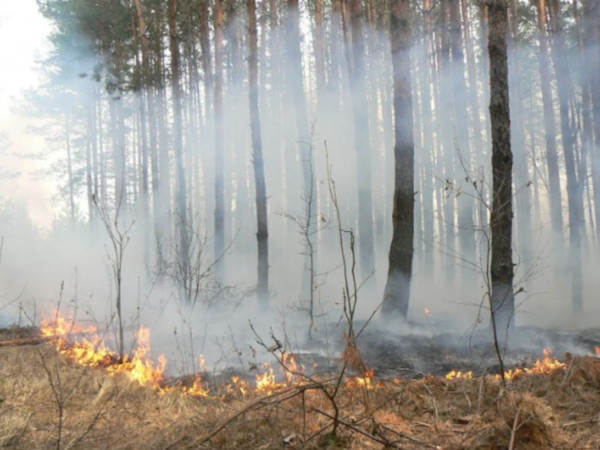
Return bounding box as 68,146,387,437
445,347,571,381
40,314,377,397
40,313,591,397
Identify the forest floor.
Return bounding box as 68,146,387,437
1,326,600,449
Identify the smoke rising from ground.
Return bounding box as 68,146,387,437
1,4,599,375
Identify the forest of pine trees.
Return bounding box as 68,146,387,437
14,0,600,330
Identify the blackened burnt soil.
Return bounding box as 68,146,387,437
355,324,600,379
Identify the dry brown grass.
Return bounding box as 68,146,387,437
1,340,600,449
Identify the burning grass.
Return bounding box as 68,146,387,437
1,324,600,449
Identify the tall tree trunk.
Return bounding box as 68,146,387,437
248,0,269,307
214,0,225,278
227,0,249,242
287,0,317,301
313,0,326,104
548,0,584,312
132,0,150,217
572,0,595,246
436,0,456,282
583,0,600,247
343,0,376,277
199,0,213,119
139,1,165,269
65,115,76,226
169,0,190,296
382,0,413,318
330,0,345,106
461,0,485,155
109,98,127,210
89,97,99,223
507,0,533,270
97,88,107,207
86,108,94,224
448,0,475,264
488,0,515,333
535,0,564,246
420,0,435,274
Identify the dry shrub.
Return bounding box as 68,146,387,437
341,334,364,373
564,355,600,387
494,391,555,448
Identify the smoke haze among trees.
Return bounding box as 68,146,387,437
1,0,600,369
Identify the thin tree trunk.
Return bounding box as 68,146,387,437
287,0,317,301
437,0,456,282
248,0,269,307
214,0,225,278
507,0,533,269
461,0,485,154
548,0,584,312
421,0,435,274
65,115,76,226
86,109,94,224
449,0,475,264
313,0,326,104
572,0,595,247
132,0,150,218
535,0,564,246
343,0,375,277
583,0,600,248
169,0,190,296
90,97,99,223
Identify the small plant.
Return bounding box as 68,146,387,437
93,195,134,361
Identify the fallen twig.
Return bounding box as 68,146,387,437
311,406,392,447
378,423,437,448
192,383,320,446
561,418,599,428
508,405,522,450
0,336,50,347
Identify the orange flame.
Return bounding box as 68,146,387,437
346,368,378,390
42,313,315,397
255,363,284,392
42,315,168,390
445,370,473,380
443,347,567,382
106,327,167,387
282,352,305,384
226,376,250,397
180,375,210,397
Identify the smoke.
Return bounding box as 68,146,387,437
1,2,599,376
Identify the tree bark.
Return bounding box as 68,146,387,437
214,0,225,278
506,0,533,269
548,0,584,312
248,0,269,307
169,0,190,295
287,0,317,302
583,0,600,247
343,0,376,277
420,0,435,274
488,0,515,332
65,115,76,226
535,0,564,244
382,0,413,318
313,0,326,102
448,0,475,264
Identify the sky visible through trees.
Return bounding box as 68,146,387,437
1,0,600,370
